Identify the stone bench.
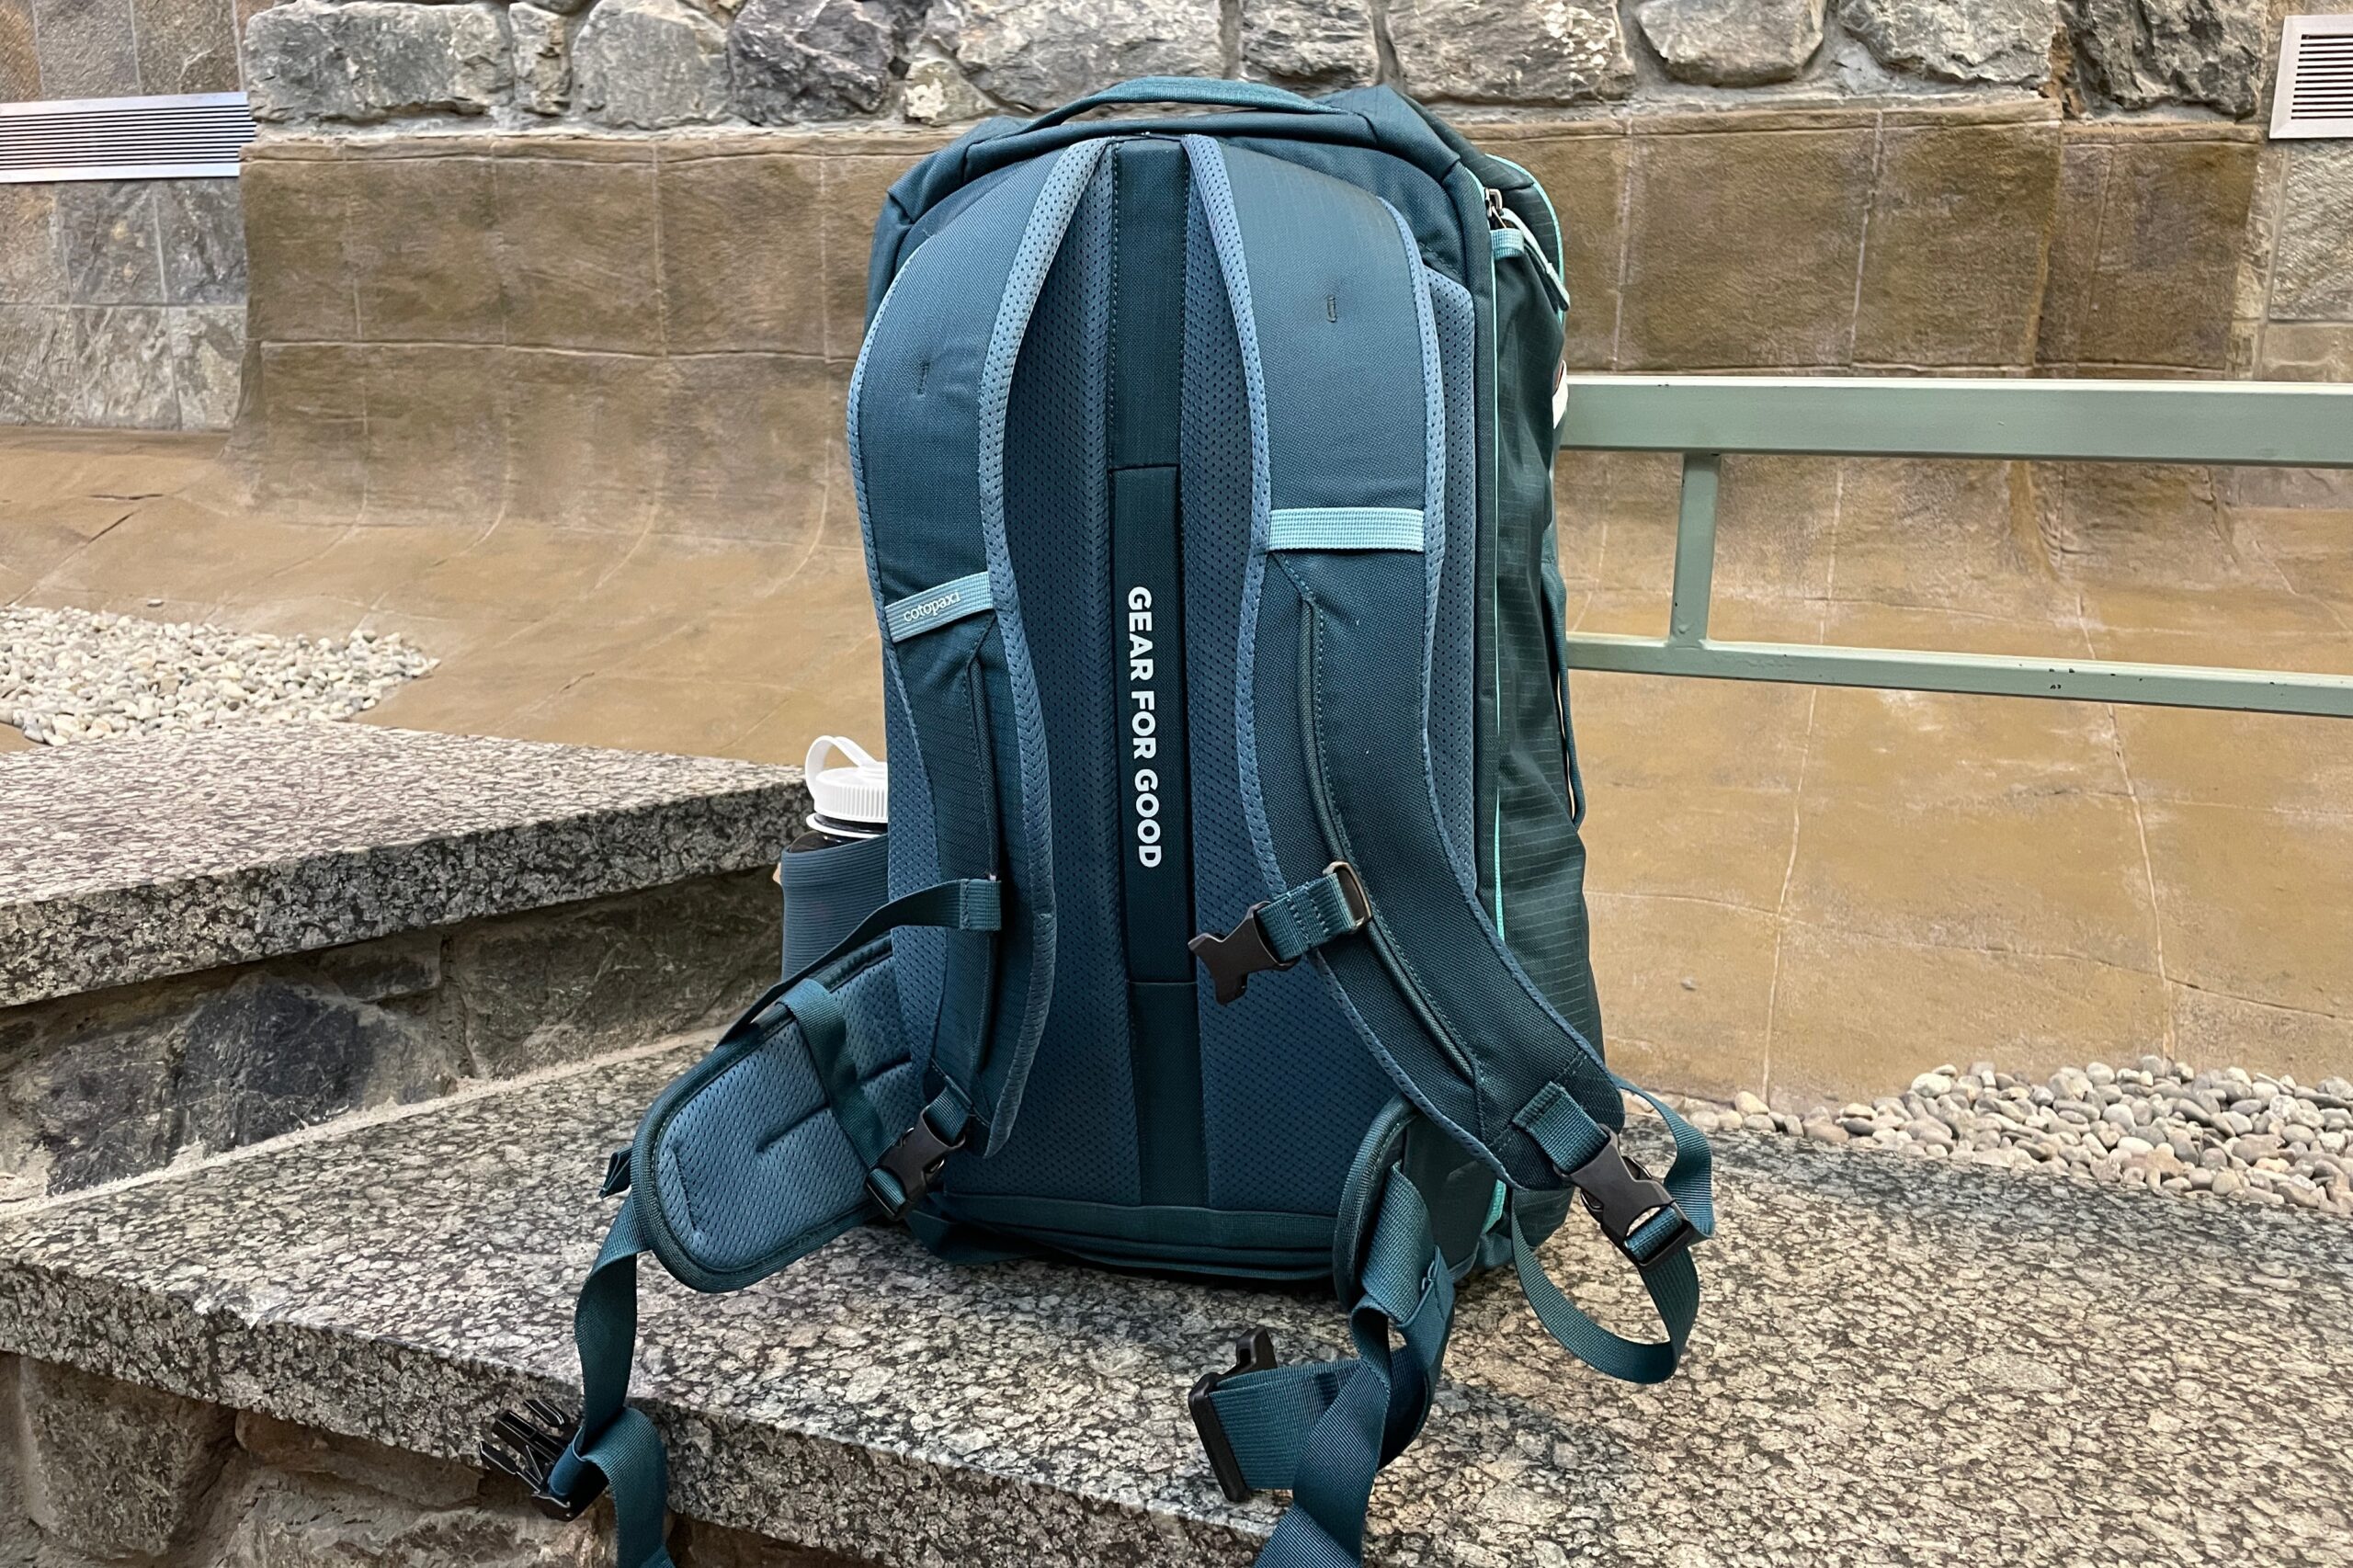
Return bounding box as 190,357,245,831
2,1030,2346,1568
0,724,804,1204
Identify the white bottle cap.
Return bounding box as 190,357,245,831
804,735,889,829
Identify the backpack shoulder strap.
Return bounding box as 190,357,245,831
1177,130,1713,1377
483,143,1111,1568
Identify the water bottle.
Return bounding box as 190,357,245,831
779,736,890,974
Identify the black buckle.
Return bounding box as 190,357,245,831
1188,1328,1277,1503
1189,861,1370,1006
866,1113,967,1221
1566,1136,1695,1272
481,1398,600,1521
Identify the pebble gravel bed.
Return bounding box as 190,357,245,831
1,607,433,745
1676,1057,2353,1218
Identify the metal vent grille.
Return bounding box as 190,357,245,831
0,92,256,184
2273,16,2353,140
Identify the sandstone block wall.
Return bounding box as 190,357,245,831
0,1,2349,433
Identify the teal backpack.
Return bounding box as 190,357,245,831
486,76,1715,1568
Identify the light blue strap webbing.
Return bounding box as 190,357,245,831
1253,868,1370,964
1203,1169,1453,1567
1266,507,1426,552
1508,1077,1715,1385
882,571,994,642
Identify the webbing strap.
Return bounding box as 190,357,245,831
1255,868,1371,965
1508,1077,1715,1384
543,1201,672,1568
1202,1170,1453,1567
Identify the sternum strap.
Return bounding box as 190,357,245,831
1109,137,1204,1207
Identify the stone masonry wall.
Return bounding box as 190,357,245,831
0,1355,861,1567
0,0,251,428
0,867,777,1205
0,2,2347,434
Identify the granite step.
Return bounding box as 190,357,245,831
2,1037,2347,1567
0,724,804,1203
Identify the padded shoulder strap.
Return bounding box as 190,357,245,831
849,141,1109,1161
1179,135,1714,1374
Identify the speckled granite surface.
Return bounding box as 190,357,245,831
0,1041,2347,1567
0,725,806,1006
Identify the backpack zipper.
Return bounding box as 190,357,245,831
1485,188,1569,313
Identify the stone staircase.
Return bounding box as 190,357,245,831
2,725,2349,1567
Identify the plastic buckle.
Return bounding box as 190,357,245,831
866,1112,967,1221
1566,1135,1695,1272
1188,1328,1278,1503
1189,861,1369,1006
481,1398,600,1521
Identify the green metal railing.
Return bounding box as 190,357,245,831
1553,376,2353,718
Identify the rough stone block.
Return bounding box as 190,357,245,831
511,3,572,116
246,1,512,124
0,0,38,100
656,351,835,539
1239,0,1381,90
17,1358,232,1561
0,304,73,426
235,1411,482,1509
342,152,503,344
1839,0,2056,86
361,342,509,518
56,181,163,306
730,0,924,122
2037,130,2257,369
240,150,360,345
1635,0,1825,87
0,184,62,306
2068,0,2266,119
942,0,1223,113
216,1469,602,1568
167,304,244,430
574,0,730,129
492,150,662,353
2269,143,2353,324
501,348,668,531
245,342,371,517
449,868,777,1075
133,0,241,95
1618,122,1876,369
900,55,988,123
65,304,179,427
659,149,828,354
1853,119,2061,368
30,0,141,97
2257,321,2353,382
155,178,247,307
1390,0,1633,103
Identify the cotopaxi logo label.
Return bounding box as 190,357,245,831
1126,585,1164,869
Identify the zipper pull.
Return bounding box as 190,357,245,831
1484,188,1570,315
